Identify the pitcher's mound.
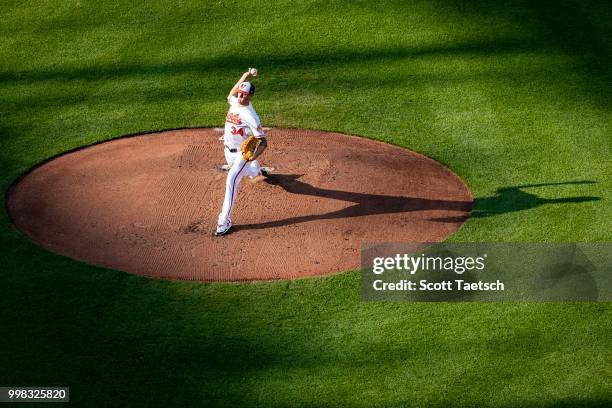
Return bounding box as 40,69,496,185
7,128,472,281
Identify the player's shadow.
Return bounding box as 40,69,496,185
236,174,472,231
432,181,600,222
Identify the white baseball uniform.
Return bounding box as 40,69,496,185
217,95,265,228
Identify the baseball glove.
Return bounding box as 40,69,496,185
241,135,258,161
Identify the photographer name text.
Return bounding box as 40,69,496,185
373,279,504,291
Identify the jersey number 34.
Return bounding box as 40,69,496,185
230,126,244,136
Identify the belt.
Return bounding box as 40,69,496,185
225,145,239,153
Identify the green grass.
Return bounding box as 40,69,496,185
1,0,610,406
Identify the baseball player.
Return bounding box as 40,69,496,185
215,68,269,236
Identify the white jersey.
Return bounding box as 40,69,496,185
224,95,264,148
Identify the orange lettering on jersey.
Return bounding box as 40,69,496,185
226,112,242,125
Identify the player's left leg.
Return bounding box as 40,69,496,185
216,157,249,234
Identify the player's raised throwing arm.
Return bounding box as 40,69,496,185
227,69,253,100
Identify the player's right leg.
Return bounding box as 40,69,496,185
244,159,261,178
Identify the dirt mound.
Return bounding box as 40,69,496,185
7,128,472,281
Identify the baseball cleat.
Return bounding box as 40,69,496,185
260,166,275,177
214,224,232,236
220,164,231,171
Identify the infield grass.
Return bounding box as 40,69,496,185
1,0,610,407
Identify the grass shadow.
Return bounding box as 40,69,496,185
432,181,600,222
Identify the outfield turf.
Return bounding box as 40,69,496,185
1,1,611,407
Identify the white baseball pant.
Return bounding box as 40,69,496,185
217,148,260,227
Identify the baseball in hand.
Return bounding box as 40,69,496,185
249,67,258,76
